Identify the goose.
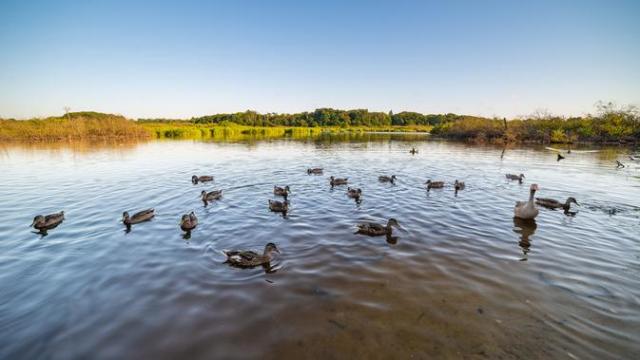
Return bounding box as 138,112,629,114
268,199,289,213
356,218,400,237
378,175,397,184
616,160,625,168
514,184,540,220
347,187,362,201
179,211,198,233
31,211,65,232
201,190,222,205
122,209,154,227
192,175,214,184
307,168,323,174
223,243,280,268
409,148,418,155
274,185,290,199
330,176,348,187
506,173,525,183
454,180,465,192
536,197,578,211
425,180,445,191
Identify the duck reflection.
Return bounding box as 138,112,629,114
513,218,537,261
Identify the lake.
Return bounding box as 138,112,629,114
0,134,638,359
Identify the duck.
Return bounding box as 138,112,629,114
307,168,323,174
557,153,565,161
514,184,540,220
122,209,155,227
201,190,222,206
506,173,525,183
268,199,289,213
535,197,578,211
223,243,280,268
454,180,465,192
31,211,65,232
425,180,445,191
192,175,214,184
274,185,290,199
378,175,397,184
409,148,418,155
179,211,198,232
356,218,400,236
347,187,362,200
330,176,348,186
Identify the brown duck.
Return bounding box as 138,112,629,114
179,211,198,232
223,243,280,268
192,175,214,184
425,180,445,191
122,209,154,227
31,211,65,232
330,176,348,187
201,190,222,205
356,218,400,236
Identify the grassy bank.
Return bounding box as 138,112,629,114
0,112,149,141
2,103,637,144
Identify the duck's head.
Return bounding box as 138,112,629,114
191,175,199,184
31,215,44,227
520,174,525,179
200,190,207,197
567,197,579,206
530,184,539,192
330,176,335,181
122,211,130,221
265,242,280,255
387,218,400,228
391,175,397,180
285,185,290,192
425,180,432,185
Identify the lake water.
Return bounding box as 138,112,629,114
1,135,639,359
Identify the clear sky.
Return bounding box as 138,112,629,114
1,0,639,119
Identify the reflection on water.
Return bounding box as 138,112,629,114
513,218,537,261
0,136,639,359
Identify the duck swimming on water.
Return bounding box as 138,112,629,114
330,176,348,187
201,190,222,205
356,218,400,237
425,180,444,191
31,211,65,232
378,175,397,184
535,197,578,211
122,209,154,228
307,168,323,174
274,185,290,199
454,180,465,192
192,175,214,184
179,211,198,233
514,184,540,220
347,187,362,201
223,243,280,268
506,173,525,183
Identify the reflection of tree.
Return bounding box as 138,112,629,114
513,218,537,261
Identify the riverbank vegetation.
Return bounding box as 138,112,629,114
1,103,637,143
0,112,149,141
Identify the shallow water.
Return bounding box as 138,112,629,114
1,135,639,359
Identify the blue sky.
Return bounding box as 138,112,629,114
1,0,638,119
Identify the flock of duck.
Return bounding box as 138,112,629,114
30,150,582,269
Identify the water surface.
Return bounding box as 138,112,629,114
1,135,639,359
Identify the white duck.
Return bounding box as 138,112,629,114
514,184,540,220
